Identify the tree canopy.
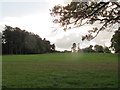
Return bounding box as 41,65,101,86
94,45,104,53
2,25,56,54
104,46,111,53
71,43,77,52
111,27,120,53
78,44,111,53
50,1,120,40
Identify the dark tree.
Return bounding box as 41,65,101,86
43,38,52,53
50,1,120,40
81,45,95,53
71,43,76,52
51,44,56,52
77,43,81,52
2,25,54,54
94,45,104,53
111,27,120,53
104,47,111,53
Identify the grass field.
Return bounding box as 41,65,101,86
2,53,118,88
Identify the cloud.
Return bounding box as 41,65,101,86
0,1,116,51
0,12,53,38
53,27,93,50
0,12,115,51
92,30,114,47
53,27,114,51
55,33,82,50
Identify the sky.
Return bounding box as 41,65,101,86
0,0,118,51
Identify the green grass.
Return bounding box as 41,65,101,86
2,53,118,88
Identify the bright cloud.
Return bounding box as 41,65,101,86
1,12,52,37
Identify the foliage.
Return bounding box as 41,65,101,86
71,43,77,52
81,45,95,53
50,1,120,40
104,47,111,53
2,25,56,54
94,45,104,53
78,45,111,53
51,44,56,51
111,27,120,53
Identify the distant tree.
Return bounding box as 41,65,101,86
88,45,95,53
51,44,56,52
2,25,54,54
51,2,120,41
111,27,120,53
94,45,104,53
104,47,111,53
81,45,95,53
43,38,51,53
63,50,71,53
2,25,15,54
81,48,88,53
77,43,81,52
71,43,76,52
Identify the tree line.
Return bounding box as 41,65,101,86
71,26,120,53
2,25,55,54
71,43,111,53
80,45,111,53
2,25,120,54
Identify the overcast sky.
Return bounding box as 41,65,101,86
0,0,118,51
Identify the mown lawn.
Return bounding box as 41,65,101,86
2,53,118,88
